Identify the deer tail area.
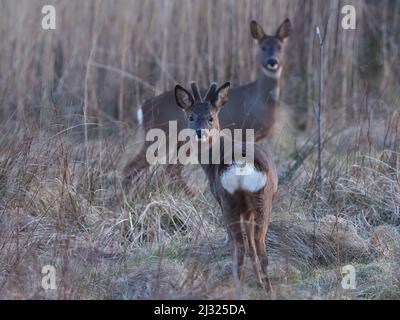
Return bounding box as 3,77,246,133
136,105,144,125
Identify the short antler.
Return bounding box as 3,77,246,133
204,82,218,102
190,82,202,102
190,81,220,103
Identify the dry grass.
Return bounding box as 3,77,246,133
1,114,399,299
0,0,399,299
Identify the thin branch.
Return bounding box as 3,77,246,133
89,61,156,92
315,25,324,193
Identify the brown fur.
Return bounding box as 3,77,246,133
175,82,278,289
123,19,290,187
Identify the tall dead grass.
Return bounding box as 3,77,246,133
0,0,399,128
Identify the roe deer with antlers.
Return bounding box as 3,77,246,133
123,19,290,188
174,81,278,289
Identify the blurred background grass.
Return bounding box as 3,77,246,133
0,0,398,129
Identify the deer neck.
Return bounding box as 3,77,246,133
197,133,239,171
242,67,281,139
255,67,281,103
196,135,223,168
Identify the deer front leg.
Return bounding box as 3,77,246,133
164,141,194,196
164,163,194,196
122,140,152,189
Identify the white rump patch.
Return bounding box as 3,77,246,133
220,162,267,194
136,106,143,125
261,66,282,79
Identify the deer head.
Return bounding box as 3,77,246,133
174,82,230,144
250,18,291,77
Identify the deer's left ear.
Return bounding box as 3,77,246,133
276,18,291,41
212,82,230,109
175,85,194,110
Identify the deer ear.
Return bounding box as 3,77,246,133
212,82,230,109
250,20,265,42
175,85,194,110
276,18,291,41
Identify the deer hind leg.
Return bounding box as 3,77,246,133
254,203,272,291
243,211,263,285
226,216,245,285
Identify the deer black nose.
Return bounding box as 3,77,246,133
196,130,202,139
267,59,278,68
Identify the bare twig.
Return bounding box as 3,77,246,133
315,23,326,194
90,61,156,92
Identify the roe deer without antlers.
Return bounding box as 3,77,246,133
174,82,278,289
123,19,290,188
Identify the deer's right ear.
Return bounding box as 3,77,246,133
175,85,194,110
250,20,266,42
212,82,230,109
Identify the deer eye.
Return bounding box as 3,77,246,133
209,117,214,123
189,115,194,122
